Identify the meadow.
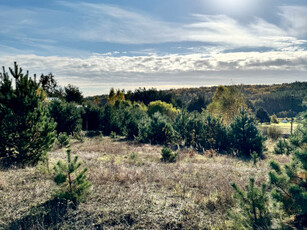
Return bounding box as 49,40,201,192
0,136,288,229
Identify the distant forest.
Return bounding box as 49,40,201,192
88,82,307,117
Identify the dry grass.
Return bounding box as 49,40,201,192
0,137,287,229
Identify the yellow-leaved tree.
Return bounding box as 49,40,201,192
207,86,246,124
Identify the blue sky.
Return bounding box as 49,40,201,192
0,0,306,95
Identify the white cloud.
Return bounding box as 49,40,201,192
2,2,305,51
279,6,307,38
1,49,306,95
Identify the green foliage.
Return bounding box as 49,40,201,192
64,84,83,104
39,73,61,98
187,95,210,112
57,132,69,148
274,139,293,155
0,62,56,166
207,86,246,124
161,147,177,163
49,100,82,135
82,104,103,131
289,115,307,149
125,107,148,140
229,109,266,158
147,100,180,120
230,178,272,229
269,119,307,228
255,108,270,123
110,131,117,138
53,137,91,205
185,112,229,152
270,114,279,124
148,112,177,145
251,152,259,167
125,87,182,107
173,110,191,144
136,114,152,143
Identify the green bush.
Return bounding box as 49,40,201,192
0,62,56,166
229,109,266,158
161,147,177,163
148,112,177,145
273,139,292,155
57,132,69,148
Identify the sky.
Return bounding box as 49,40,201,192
0,0,306,96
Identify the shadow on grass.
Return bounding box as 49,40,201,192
7,198,69,230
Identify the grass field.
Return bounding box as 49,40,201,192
259,122,298,135
0,137,289,229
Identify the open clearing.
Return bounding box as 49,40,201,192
0,137,289,229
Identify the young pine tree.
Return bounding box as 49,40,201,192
0,62,56,166
229,109,266,158
269,115,307,228
230,178,272,230
53,136,91,205
269,151,307,228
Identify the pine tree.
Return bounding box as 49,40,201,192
230,178,272,229
0,62,56,166
53,136,91,205
269,118,307,228
229,109,266,158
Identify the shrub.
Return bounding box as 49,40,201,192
148,112,177,145
267,126,282,140
161,147,177,163
0,62,56,166
53,137,91,205
110,131,117,138
229,109,266,158
270,114,279,124
57,132,69,148
273,139,292,155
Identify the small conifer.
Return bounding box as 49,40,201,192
230,178,272,229
53,136,91,205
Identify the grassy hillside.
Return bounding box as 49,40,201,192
0,137,288,229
